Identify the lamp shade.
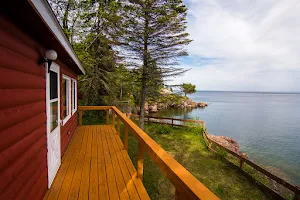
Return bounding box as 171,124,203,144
45,49,57,61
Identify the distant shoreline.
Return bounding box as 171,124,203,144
192,90,300,94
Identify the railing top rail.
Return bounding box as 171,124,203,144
112,106,219,200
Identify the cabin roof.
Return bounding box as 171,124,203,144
1,0,85,75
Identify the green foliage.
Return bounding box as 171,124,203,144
120,0,192,128
147,124,172,134
49,0,192,115
181,83,196,96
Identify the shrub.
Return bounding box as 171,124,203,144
148,124,172,134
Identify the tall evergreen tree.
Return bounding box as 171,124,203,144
120,0,191,129
49,0,122,105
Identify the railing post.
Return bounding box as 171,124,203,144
294,193,300,200
137,142,144,181
79,110,82,126
239,159,244,169
175,188,186,200
124,124,128,151
112,112,115,128
172,118,174,127
106,109,109,124
117,117,120,136
147,116,150,124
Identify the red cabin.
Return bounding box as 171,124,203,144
0,1,85,199
0,1,220,200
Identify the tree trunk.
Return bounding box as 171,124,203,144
62,0,71,38
139,76,147,130
120,81,123,100
139,4,150,130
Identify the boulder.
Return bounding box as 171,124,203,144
158,103,167,110
144,102,149,111
149,104,158,113
207,134,243,155
183,102,188,107
198,102,207,107
191,102,198,108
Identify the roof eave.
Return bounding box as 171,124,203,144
28,0,85,75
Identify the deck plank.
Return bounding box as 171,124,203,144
104,125,130,200
101,125,120,200
96,126,109,199
111,128,150,200
107,126,141,200
67,127,89,200
44,125,149,200
58,128,85,200
45,127,83,200
78,126,93,200
89,126,99,200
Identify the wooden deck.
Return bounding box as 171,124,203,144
44,125,150,200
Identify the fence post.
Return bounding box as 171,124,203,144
147,116,150,124
79,110,82,126
106,109,109,124
172,118,174,127
293,193,300,200
137,142,145,181
239,159,244,169
124,124,128,151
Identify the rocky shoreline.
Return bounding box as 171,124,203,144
144,99,208,113
206,133,296,196
207,134,247,157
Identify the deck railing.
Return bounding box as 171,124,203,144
78,106,219,200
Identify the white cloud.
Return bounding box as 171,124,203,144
171,0,300,92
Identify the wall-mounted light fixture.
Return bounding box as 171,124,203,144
39,49,58,72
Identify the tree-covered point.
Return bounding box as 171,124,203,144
181,83,196,96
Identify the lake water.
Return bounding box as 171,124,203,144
152,91,300,185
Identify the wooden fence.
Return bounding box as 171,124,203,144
129,113,205,127
202,128,300,200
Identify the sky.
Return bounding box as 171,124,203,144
170,0,300,92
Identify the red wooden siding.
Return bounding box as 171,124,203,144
59,61,78,155
0,15,78,200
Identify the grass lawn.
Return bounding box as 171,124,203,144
119,123,273,200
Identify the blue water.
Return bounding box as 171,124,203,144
155,91,300,185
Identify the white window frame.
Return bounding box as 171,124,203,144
62,75,71,125
72,78,77,115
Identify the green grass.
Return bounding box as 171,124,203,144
119,123,273,200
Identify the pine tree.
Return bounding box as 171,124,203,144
181,83,196,96
120,0,192,129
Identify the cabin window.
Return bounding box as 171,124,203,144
72,79,77,114
62,75,71,124
50,71,58,99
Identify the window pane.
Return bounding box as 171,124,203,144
62,78,69,119
50,71,58,100
50,101,58,132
